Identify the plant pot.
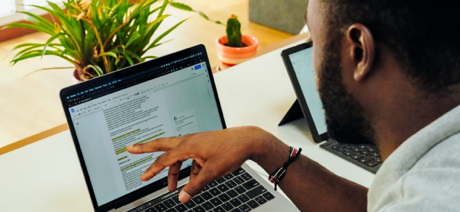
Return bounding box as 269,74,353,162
73,69,82,83
216,35,259,67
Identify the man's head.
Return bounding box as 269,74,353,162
306,0,460,146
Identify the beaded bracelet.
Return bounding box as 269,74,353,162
268,147,302,191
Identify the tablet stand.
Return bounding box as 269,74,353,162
278,100,304,126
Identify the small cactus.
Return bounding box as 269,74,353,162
226,14,243,47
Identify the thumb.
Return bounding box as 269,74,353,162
179,167,215,203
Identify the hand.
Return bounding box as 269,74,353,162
126,126,274,203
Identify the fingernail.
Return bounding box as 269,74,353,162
126,145,135,152
179,190,191,203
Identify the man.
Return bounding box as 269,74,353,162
127,0,460,211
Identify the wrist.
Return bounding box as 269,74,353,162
247,127,290,174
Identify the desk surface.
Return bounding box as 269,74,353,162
0,39,374,212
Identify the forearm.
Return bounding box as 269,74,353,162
251,132,368,211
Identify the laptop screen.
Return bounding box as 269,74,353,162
282,42,328,141
61,45,225,210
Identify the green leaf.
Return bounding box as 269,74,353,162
11,50,76,66
97,52,120,64
170,2,194,11
147,19,188,51
5,22,55,35
42,33,63,57
199,11,225,25
85,64,104,76
21,11,55,31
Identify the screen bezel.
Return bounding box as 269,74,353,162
60,44,227,212
281,41,329,143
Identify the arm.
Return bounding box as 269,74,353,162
127,126,367,211
252,132,368,212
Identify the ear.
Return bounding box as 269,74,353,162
345,24,375,81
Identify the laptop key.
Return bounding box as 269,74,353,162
202,185,211,191
247,200,259,209
352,154,364,160
235,185,246,194
226,189,238,198
221,202,233,211
231,208,243,212
193,196,205,205
344,150,355,156
225,180,238,188
210,181,219,188
242,179,260,190
218,193,231,202
213,206,225,212
184,200,196,208
230,198,243,207
255,196,267,205
262,192,275,201
210,197,223,206
237,194,250,203
175,204,187,211
224,173,234,180
246,185,267,199
191,205,205,212
210,188,221,196
154,203,167,211
366,160,379,167
201,191,213,200
163,199,176,208
202,201,214,210
241,173,252,181
217,184,230,192
233,176,244,184
359,155,374,163
165,208,177,212
238,204,252,212
145,208,156,212
234,168,245,175
216,177,226,184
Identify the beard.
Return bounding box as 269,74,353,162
317,37,376,145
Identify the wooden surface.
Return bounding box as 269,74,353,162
0,123,68,155
0,0,297,148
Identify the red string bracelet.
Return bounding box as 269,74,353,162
269,147,302,191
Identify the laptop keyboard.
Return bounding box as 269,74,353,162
127,167,275,212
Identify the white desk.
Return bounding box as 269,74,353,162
0,41,374,211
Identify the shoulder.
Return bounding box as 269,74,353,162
370,133,460,212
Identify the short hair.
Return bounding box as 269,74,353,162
321,0,460,94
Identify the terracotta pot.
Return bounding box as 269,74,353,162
73,69,82,83
216,35,259,67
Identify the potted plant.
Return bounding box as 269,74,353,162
3,0,208,81
216,14,259,67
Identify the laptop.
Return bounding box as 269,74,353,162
280,42,382,173
60,44,298,212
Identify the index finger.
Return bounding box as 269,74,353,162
141,146,191,181
126,136,181,154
